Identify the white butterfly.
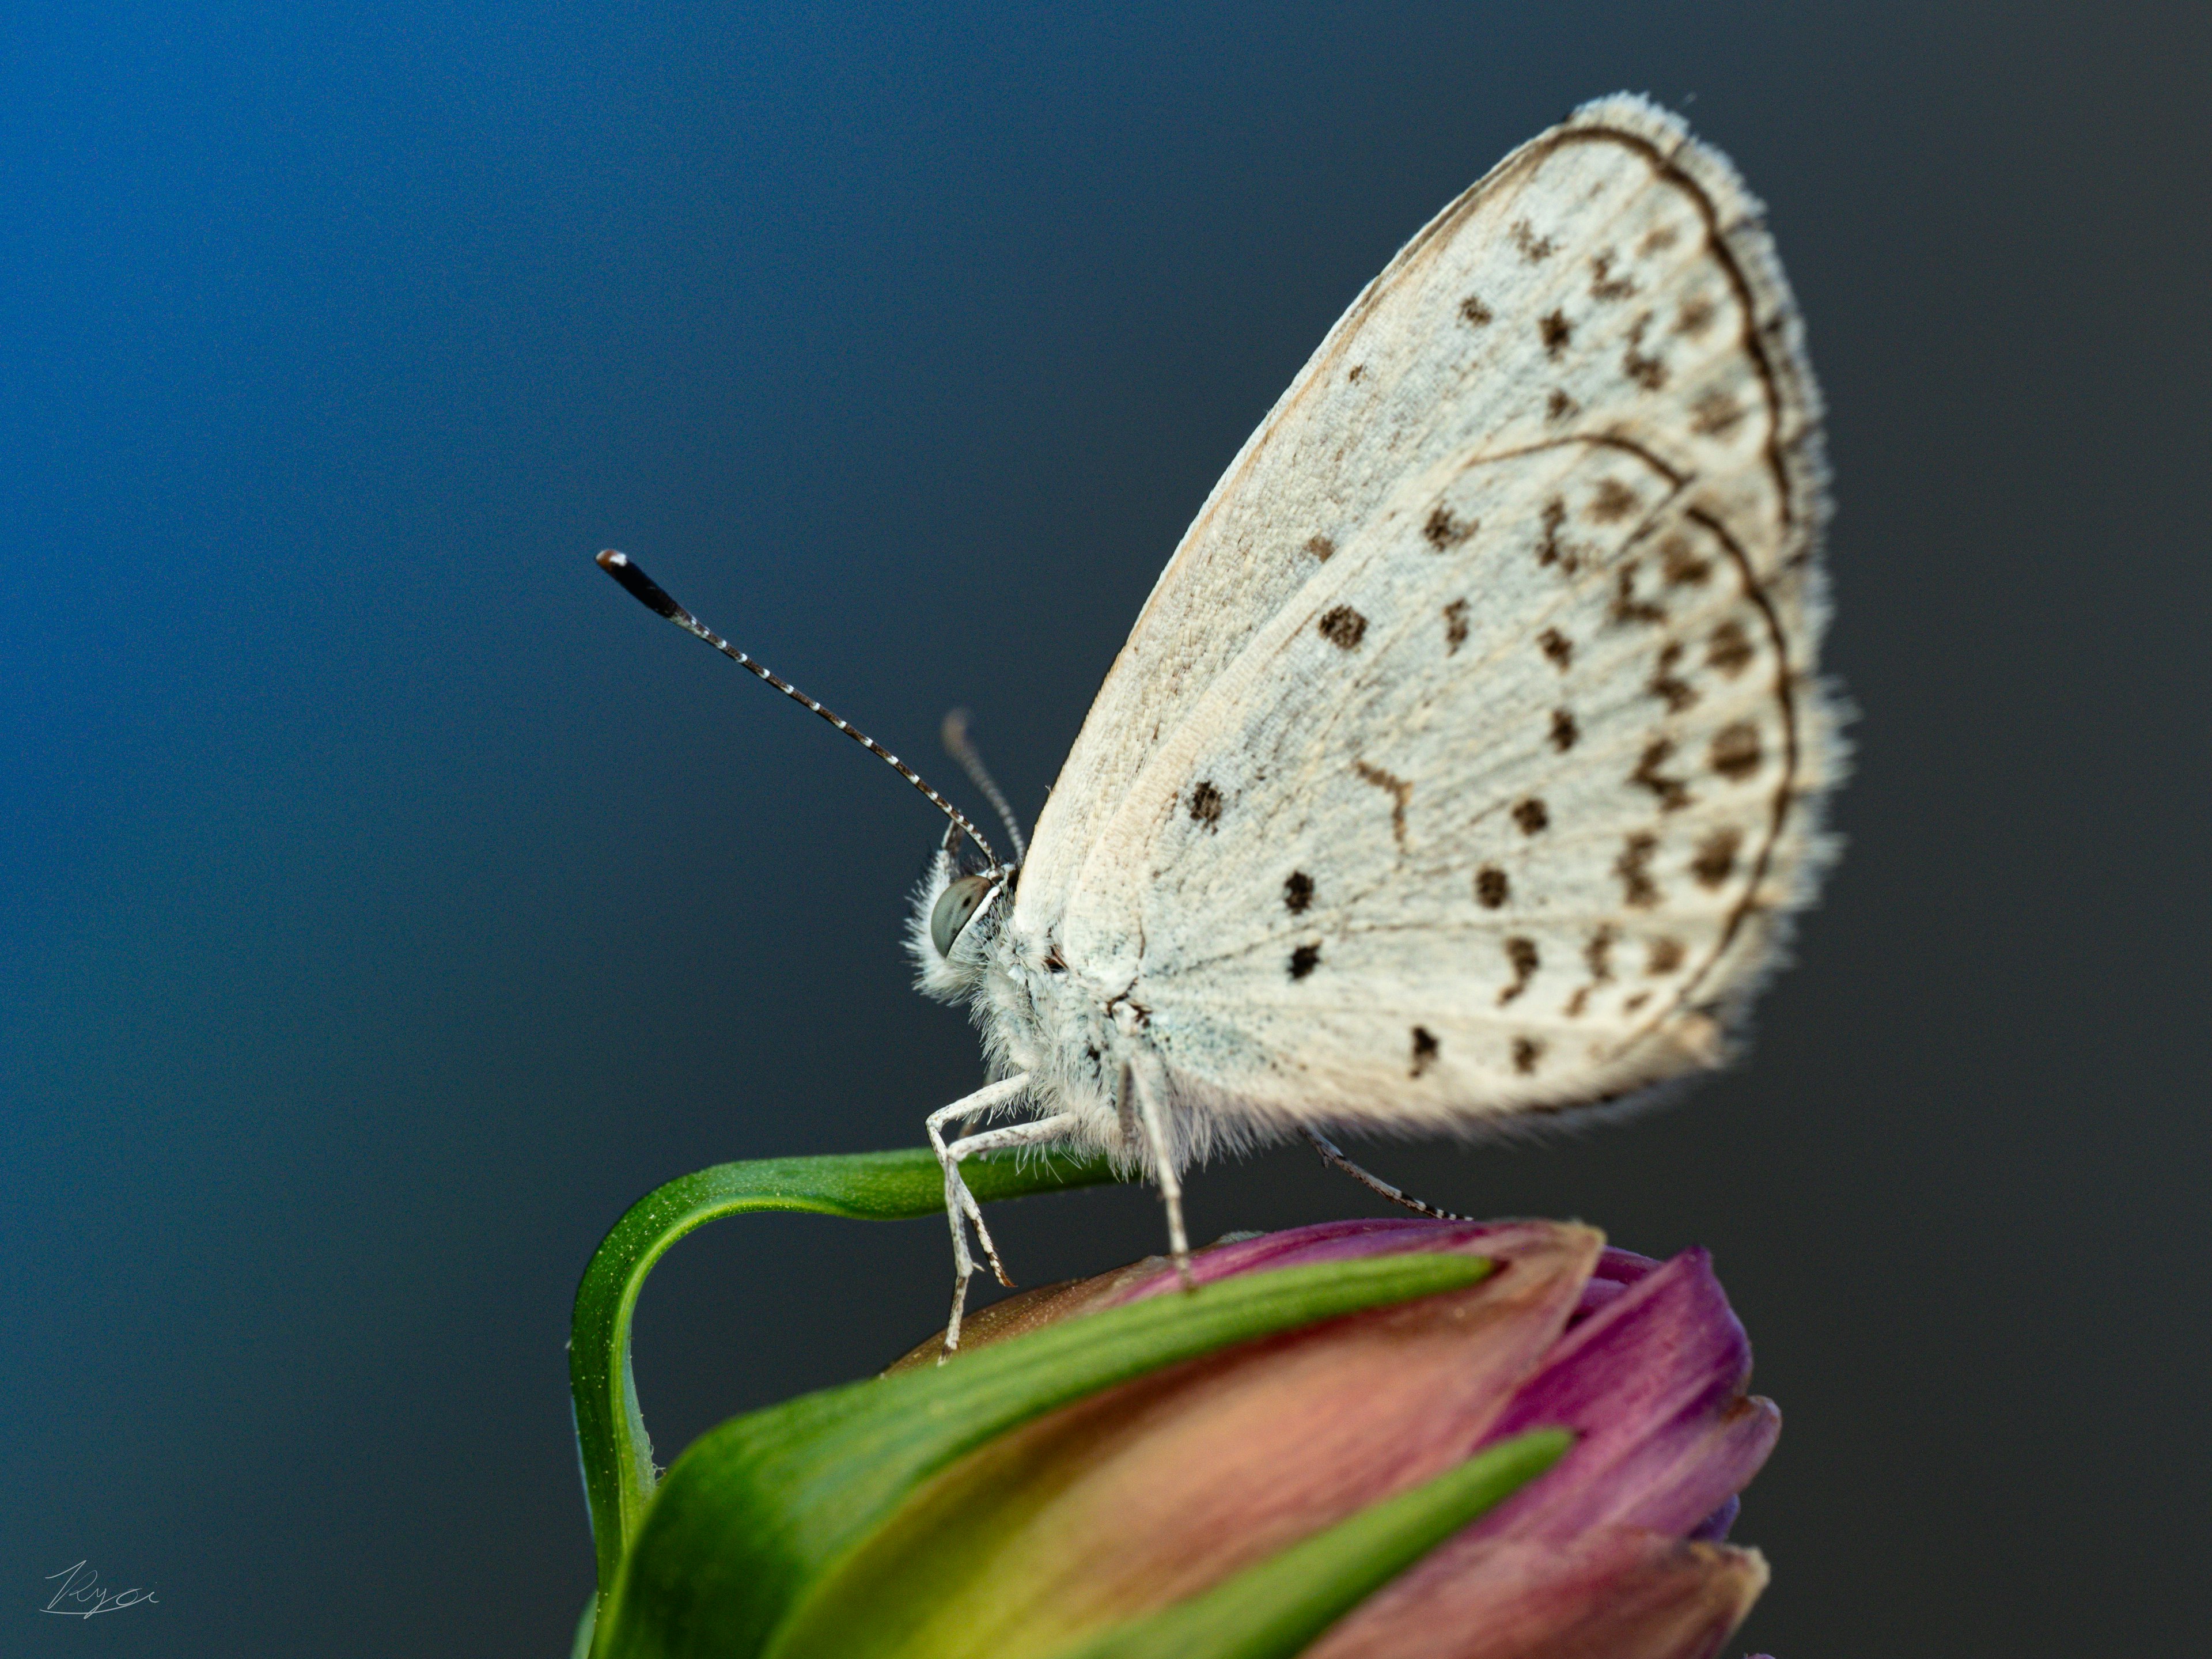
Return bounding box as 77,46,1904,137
603,93,1838,1351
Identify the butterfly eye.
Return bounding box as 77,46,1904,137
930,874,994,957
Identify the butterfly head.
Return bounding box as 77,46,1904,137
910,850,1016,1001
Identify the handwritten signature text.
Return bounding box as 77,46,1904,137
41,1562,157,1618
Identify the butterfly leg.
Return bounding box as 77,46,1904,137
928,1075,1032,1320
942,1110,1082,1281
1301,1128,1473,1222
933,1110,1081,1358
1125,1062,1194,1290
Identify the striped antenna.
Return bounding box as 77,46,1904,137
596,550,1003,871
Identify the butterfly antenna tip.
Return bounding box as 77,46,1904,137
592,550,1003,868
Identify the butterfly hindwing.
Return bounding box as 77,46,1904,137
1014,94,1834,1148
1121,441,1818,1134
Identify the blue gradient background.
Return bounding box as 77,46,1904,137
6,4,2206,1654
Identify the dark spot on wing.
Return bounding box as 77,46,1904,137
1589,251,1637,302
1584,924,1618,982
1306,533,1336,562
1646,642,1698,713
1615,832,1661,908
1639,224,1681,257
1589,479,1641,523
1444,599,1469,654
1707,620,1754,676
1622,313,1666,390
1546,389,1578,422
1348,363,1366,381
1660,535,1713,587
1646,936,1685,975
1046,944,1068,974
1611,562,1668,627
1512,219,1558,262
1513,1036,1544,1075
1498,936,1539,1005
1476,865,1509,908
1188,779,1225,828
1710,722,1763,780
1513,797,1549,835
1410,1026,1440,1077
1540,309,1573,358
1632,740,1694,811
1424,505,1476,548
1692,827,1743,889
1536,498,1575,570
1550,709,1579,752
1290,943,1321,980
1676,295,1717,337
1283,870,1314,914
1564,986,1590,1018
1355,759,1414,849
1539,627,1573,669
1691,387,1747,437
1460,295,1493,326
1317,605,1368,649
1622,990,1652,1013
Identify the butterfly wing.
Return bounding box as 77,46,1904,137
1016,94,1836,1145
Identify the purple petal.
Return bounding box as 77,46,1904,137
1569,1245,1662,1327
1687,1495,1741,1543
1307,1528,1770,1659
1468,1248,1779,1543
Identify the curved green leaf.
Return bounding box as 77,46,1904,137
571,1147,1123,1612
593,1252,1494,1659
1048,1429,1573,1659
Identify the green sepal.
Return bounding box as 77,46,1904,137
590,1252,1494,1659
571,1147,1123,1612
1048,1428,1573,1659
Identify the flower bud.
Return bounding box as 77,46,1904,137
826,1217,1778,1659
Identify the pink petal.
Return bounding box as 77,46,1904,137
1307,1527,1769,1659
1109,1218,1567,1302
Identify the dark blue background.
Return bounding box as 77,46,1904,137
7,3,2206,1654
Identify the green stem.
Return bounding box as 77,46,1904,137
569,1147,1124,1610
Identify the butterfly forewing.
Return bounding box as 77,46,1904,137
1017,95,1834,1143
